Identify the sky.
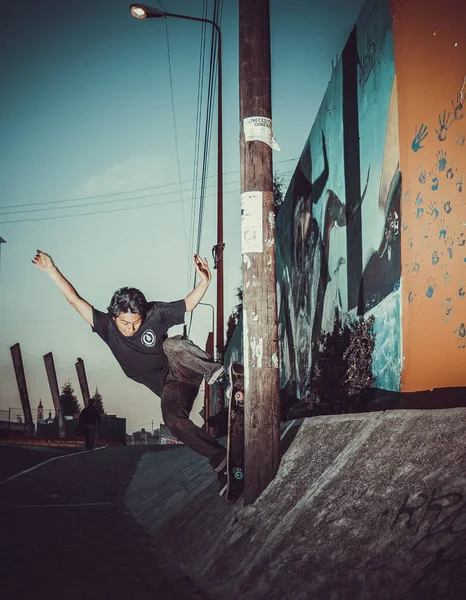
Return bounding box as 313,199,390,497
0,0,365,433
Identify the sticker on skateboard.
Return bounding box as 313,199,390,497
225,361,245,504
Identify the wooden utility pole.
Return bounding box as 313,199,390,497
239,0,280,505
10,343,35,436
75,357,91,408
43,352,66,438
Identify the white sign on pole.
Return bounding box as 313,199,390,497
241,191,263,253
243,116,281,151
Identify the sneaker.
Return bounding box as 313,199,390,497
207,364,225,385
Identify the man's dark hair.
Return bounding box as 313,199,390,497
107,287,148,320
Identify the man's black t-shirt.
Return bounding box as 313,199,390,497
91,299,186,396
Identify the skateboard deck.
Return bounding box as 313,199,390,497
226,361,245,504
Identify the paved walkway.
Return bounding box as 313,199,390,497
0,445,207,600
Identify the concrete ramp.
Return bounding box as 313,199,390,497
125,409,466,599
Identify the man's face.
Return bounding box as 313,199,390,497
113,312,143,337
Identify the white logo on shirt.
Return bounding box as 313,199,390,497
141,329,156,347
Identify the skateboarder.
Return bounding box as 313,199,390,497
78,397,101,450
32,250,227,478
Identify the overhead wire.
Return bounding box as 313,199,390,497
188,0,209,292
188,0,222,336
0,159,298,213
163,15,190,255
0,171,294,224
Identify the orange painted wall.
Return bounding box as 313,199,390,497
391,0,466,390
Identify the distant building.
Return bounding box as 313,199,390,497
160,424,183,445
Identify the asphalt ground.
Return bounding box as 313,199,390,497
0,444,208,600
0,443,81,482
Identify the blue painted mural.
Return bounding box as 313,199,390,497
276,0,402,400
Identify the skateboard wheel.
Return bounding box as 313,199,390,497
235,391,244,403
233,468,243,481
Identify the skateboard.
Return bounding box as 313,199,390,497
225,361,245,504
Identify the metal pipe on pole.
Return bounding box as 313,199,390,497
199,302,215,432
239,0,281,505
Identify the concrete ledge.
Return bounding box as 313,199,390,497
125,408,466,599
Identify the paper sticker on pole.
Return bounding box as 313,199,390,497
241,191,263,254
243,117,281,151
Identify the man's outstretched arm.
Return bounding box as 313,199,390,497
184,254,212,312
31,250,94,327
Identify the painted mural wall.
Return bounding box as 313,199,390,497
276,0,402,399
391,0,466,391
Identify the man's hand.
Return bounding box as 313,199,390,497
31,250,56,274
194,254,212,284
31,249,94,326
184,255,212,312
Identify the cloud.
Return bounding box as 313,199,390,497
71,153,177,199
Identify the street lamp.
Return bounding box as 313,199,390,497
129,3,225,359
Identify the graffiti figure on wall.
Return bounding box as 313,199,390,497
277,5,402,400
278,131,370,398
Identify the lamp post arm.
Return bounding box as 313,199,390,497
162,12,221,38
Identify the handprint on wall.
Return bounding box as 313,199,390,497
443,297,453,321
412,123,428,151
446,161,457,180
408,290,417,303
425,276,437,298
428,167,439,191
451,92,464,121
412,253,421,275
436,150,448,172
427,201,439,219
438,218,448,241
454,323,466,349
435,111,453,142
415,192,424,218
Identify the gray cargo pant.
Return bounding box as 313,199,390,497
161,335,226,471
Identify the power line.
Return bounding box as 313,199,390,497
188,0,223,336
0,169,294,224
187,0,219,294
0,187,232,225
0,319,78,323
189,0,209,292
163,16,189,255
0,158,298,212
0,162,268,218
